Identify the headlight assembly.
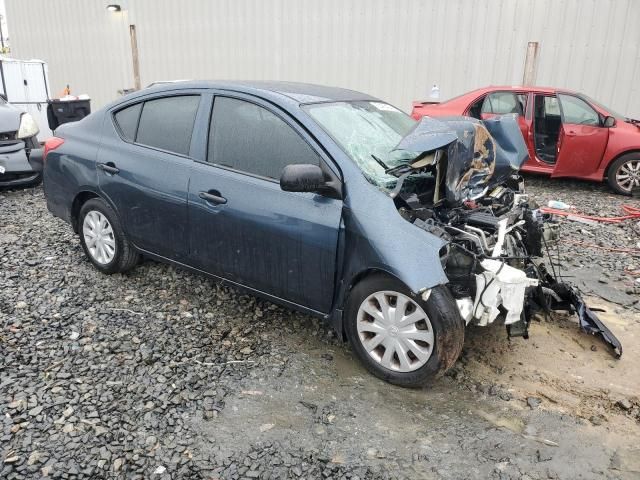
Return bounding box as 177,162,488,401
17,113,40,139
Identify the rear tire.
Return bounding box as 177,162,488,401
607,154,640,195
344,274,464,387
78,198,139,274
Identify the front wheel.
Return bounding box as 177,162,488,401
344,274,464,387
607,154,640,195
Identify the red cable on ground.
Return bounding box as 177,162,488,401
539,204,640,223
564,240,640,255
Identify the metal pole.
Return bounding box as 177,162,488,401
523,42,539,86
129,24,141,90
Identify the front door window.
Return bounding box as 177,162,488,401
208,97,320,179
558,94,600,126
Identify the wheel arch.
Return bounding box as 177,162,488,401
347,267,400,292
604,149,640,177
70,190,112,233
331,268,415,342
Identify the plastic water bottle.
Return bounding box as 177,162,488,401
547,200,573,210
430,84,440,100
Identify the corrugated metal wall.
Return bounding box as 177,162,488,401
6,0,640,117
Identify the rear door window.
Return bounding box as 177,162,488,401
136,95,200,155
113,103,142,141
207,97,320,179
481,92,527,115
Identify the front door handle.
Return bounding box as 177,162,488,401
98,162,120,175
199,190,227,205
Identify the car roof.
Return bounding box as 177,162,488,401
470,85,578,95
139,80,378,104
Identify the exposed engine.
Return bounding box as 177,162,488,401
396,173,553,335
389,115,623,355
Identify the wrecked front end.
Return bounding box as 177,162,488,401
390,115,623,357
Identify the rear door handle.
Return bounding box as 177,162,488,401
98,162,120,175
199,190,227,205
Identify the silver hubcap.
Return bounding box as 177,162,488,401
616,159,640,192
357,290,434,372
82,210,116,265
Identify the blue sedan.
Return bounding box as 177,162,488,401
41,81,619,386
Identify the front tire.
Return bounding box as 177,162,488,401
344,274,464,387
78,198,139,274
607,154,640,195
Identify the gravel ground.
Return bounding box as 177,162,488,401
523,174,640,305
1,178,639,480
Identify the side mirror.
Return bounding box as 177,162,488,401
280,164,326,193
603,116,616,128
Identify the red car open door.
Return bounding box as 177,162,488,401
552,94,609,178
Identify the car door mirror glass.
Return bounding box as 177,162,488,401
280,164,326,193
603,115,616,128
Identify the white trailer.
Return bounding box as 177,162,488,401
0,57,52,141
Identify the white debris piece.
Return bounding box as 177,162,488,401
456,298,474,324
473,259,538,326
491,218,509,257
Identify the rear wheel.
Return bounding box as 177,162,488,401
344,274,464,387
78,198,139,274
607,154,640,195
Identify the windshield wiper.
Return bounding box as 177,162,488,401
370,154,411,198
372,154,414,177
371,154,389,170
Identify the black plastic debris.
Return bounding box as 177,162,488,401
536,266,623,358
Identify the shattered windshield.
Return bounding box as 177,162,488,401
304,101,420,188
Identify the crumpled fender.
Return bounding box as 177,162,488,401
340,187,448,302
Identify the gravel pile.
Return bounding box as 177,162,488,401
1,179,638,479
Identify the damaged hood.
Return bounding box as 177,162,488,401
395,114,529,203
394,117,459,153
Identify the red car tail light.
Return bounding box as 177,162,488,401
43,136,64,162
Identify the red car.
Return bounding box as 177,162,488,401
412,86,640,194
